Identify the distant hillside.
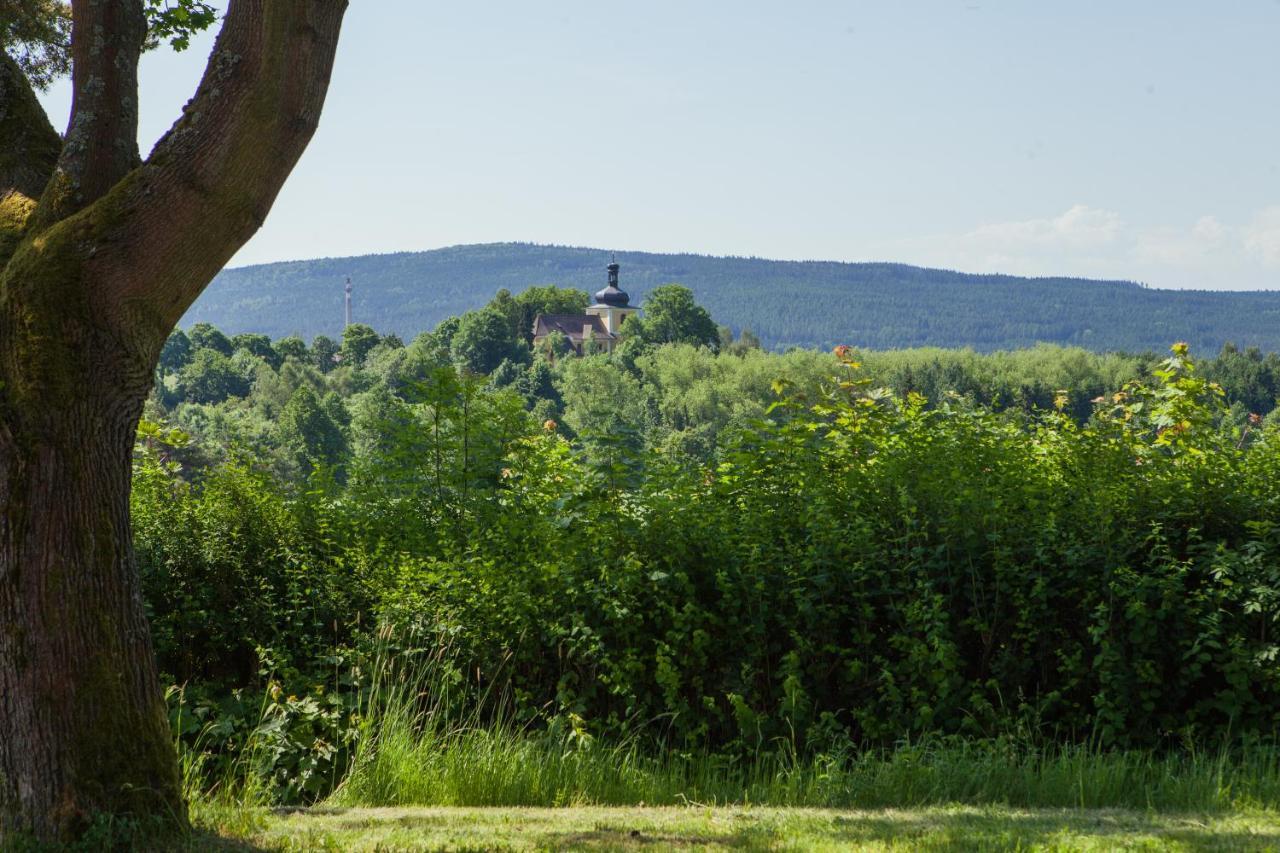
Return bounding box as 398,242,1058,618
186,243,1280,353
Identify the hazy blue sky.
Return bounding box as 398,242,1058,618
35,1,1280,288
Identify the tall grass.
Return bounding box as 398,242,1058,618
332,726,1280,812
320,649,1280,813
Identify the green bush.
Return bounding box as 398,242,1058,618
138,344,1280,804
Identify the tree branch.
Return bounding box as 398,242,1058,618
32,0,145,226
0,52,60,198
0,52,61,263
19,0,346,365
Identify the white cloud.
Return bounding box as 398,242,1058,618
877,205,1280,290
968,205,1124,250
1244,207,1280,268
1131,216,1227,267
1193,215,1226,243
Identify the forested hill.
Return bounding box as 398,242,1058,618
187,242,1280,353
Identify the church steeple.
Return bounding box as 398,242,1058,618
594,255,630,307
585,254,640,336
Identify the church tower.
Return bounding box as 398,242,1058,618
584,257,640,335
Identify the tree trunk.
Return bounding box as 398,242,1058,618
0,0,347,840
0,303,182,841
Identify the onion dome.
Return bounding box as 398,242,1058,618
594,260,630,307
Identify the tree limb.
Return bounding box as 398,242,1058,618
0,52,60,264
70,0,346,342
32,0,145,226
0,52,60,199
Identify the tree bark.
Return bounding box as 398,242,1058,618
0,0,348,841
0,321,180,841
0,53,61,202
32,0,146,227
1,52,60,264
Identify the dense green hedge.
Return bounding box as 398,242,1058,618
134,345,1280,793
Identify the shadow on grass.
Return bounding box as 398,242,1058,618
539,811,1280,852
551,825,782,851
198,807,1280,851
2,826,272,853
180,828,271,852
810,811,1280,853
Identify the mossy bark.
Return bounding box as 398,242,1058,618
0,0,347,842
0,288,182,840
31,0,145,228
0,53,61,201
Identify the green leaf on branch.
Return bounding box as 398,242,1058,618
143,0,219,52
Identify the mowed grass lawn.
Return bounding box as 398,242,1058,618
199,805,1280,851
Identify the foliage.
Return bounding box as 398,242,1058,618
511,285,589,342
0,0,71,89
625,283,719,350
176,348,250,404
139,311,1280,805
2,0,218,90
158,328,193,374
275,387,348,477
275,335,308,363
340,323,380,368
142,0,218,52
189,321,234,356
311,335,340,373
451,308,530,375
231,332,281,370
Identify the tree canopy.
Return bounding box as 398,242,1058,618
627,284,720,350
452,308,530,375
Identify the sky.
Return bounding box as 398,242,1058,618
34,1,1280,289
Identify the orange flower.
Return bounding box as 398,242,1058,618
833,345,852,360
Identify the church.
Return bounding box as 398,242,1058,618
532,259,640,355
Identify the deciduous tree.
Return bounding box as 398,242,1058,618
453,307,529,375
275,334,309,363
0,0,346,841
340,322,380,368
231,331,282,370
158,327,193,374
189,321,234,356
627,284,720,350
312,333,341,373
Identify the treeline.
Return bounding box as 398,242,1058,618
137,324,1280,803
153,287,1280,478
151,283,726,476
186,242,1280,352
